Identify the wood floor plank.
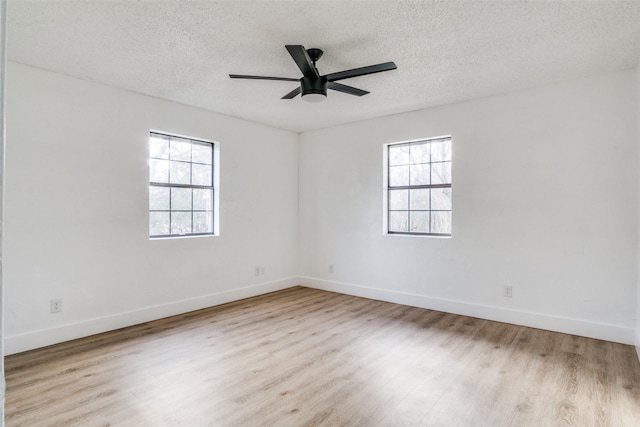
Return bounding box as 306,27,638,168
5,287,640,426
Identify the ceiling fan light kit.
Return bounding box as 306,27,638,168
301,76,327,102
230,45,396,102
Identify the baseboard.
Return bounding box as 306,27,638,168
300,277,636,346
4,277,299,355
6,276,635,355
636,329,640,364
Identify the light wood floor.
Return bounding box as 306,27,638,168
5,287,640,426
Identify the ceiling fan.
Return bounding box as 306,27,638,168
229,45,397,103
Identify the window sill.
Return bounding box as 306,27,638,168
149,233,217,240
384,232,451,239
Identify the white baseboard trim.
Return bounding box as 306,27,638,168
6,276,636,355
5,277,300,355
300,277,636,346
636,330,640,364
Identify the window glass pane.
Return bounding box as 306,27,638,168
149,186,170,211
389,189,408,210
389,145,410,166
192,142,212,164
150,135,170,159
149,133,215,238
409,188,430,210
431,140,451,162
410,164,429,185
410,211,430,233
150,159,169,183
150,211,170,236
389,165,409,187
431,211,452,234
410,143,429,164
193,189,212,211
431,188,452,210
170,138,192,162
169,161,191,184
192,164,212,186
389,211,408,232
386,137,452,236
193,212,213,233
171,211,192,235
431,161,451,185
171,188,192,211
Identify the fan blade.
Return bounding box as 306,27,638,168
285,45,319,79
324,62,397,82
229,74,299,82
327,82,369,97
281,87,301,99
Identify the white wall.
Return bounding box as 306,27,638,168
637,62,640,362
0,0,6,421
299,69,638,345
5,62,639,354
4,63,299,354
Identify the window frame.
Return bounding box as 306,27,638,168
384,136,452,237
148,131,217,239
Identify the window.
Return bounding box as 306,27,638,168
386,136,452,236
149,132,215,238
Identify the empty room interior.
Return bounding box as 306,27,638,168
3,0,640,425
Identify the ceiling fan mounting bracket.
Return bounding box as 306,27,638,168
306,48,324,65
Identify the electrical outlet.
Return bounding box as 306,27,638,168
50,298,62,313
329,264,334,273
255,266,265,276
503,286,513,298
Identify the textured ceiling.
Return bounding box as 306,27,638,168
8,1,640,133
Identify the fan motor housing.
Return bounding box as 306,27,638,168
301,76,327,97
